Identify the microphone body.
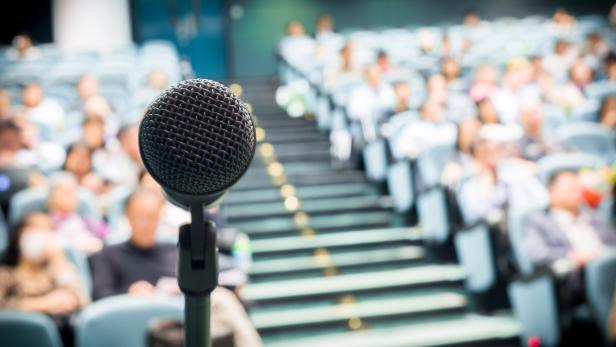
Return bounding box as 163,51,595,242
139,79,255,347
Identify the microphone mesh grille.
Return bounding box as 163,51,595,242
139,79,255,196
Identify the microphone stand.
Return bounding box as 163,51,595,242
177,202,218,347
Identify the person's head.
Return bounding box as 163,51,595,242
474,65,497,84
82,116,106,150
21,83,43,108
316,14,333,34
63,143,93,179
420,99,444,123
76,75,99,100
569,60,592,86
519,98,544,136
48,172,80,214
12,34,33,57
365,64,382,88
147,70,168,90
125,189,164,249
456,117,481,153
442,57,460,81
477,98,499,124
377,51,389,70
554,39,569,56
4,213,55,266
287,20,305,36
393,81,411,101
0,120,22,155
418,29,435,54
463,9,480,27
611,4,616,26
0,89,12,118
340,41,356,69
552,8,575,26
117,124,140,162
12,114,40,149
503,58,529,90
599,95,616,128
606,54,616,81
83,95,111,119
548,171,583,214
470,137,500,169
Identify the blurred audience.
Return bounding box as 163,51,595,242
47,172,107,254
524,171,616,272
0,213,88,313
18,83,65,138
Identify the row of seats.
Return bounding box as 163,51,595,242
0,295,182,347
278,12,616,347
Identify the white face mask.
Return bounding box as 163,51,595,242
19,230,51,263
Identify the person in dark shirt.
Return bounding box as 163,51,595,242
90,189,176,299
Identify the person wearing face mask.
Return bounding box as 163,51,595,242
0,212,88,311
0,213,89,345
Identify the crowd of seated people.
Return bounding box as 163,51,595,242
0,35,262,346
279,6,616,342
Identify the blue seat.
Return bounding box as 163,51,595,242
75,295,183,347
386,159,414,213
362,139,388,181
585,252,616,341
557,123,616,163
0,311,63,347
536,153,605,184
8,188,100,226
508,276,560,347
64,246,93,297
0,209,7,256
454,224,496,292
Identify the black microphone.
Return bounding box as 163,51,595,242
139,78,256,209
138,78,256,347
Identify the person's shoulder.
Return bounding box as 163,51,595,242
526,211,553,229
98,242,131,257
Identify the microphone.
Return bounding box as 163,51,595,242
139,78,256,209
138,79,256,347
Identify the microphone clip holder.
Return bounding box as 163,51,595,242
177,202,218,347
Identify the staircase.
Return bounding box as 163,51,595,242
223,79,521,347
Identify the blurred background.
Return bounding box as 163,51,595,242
3,1,616,347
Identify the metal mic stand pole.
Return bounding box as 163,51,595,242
177,202,218,347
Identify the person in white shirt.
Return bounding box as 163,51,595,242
394,99,456,158
346,65,396,139
18,84,65,139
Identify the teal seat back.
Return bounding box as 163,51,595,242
362,139,387,181
557,123,616,163
64,246,93,297
508,276,560,347
585,252,616,340
0,208,7,256
75,295,183,347
417,188,449,243
386,160,414,213
9,188,100,225
0,311,63,347
454,225,495,292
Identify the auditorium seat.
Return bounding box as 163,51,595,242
585,252,616,342
75,295,183,347
508,276,560,347
0,209,7,256
556,122,616,163
0,311,63,347
8,188,100,225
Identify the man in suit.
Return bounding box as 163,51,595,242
524,170,616,300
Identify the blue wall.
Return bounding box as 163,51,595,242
132,0,227,79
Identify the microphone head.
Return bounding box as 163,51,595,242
139,79,255,206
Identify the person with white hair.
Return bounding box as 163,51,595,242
47,172,107,254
